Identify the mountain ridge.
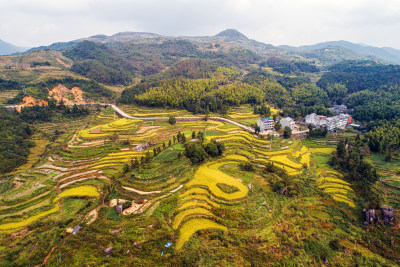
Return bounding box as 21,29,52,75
279,40,400,64
0,39,29,55
24,29,400,64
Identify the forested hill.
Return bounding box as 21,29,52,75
279,40,400,64
27,29,384,65
61,39,262,85
317,60,400,92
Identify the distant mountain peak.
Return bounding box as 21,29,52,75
215,29,248,40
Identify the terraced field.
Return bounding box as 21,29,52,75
312,149,356,208
174,155,249,250
370,154,400,209
3,105,394,266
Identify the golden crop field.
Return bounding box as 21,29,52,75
53,186,99,202
319,183,352,191
179,187,210,198
254,158,301,175
317,176,350,186
173,207,214,229
187,160,249,200
177,202,212,211
269,155,303,169
0,204,59,231
180,194,220,208
332,194,356,208
175,218,227,250
300,152,311,166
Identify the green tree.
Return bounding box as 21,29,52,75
184,143,208,164
205,141,219,157
216,141,225,156
169,115,176,125
337,140,346,158
325,83,348,104
283,126,292,139
274,122,281,131
197,131,204,143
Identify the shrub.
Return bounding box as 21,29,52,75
239,162,254,171
169,115,176,125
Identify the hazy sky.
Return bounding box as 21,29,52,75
1,0,400,48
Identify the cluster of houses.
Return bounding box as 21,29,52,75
257,117,295,131
305,113,352,131
256,105,353,133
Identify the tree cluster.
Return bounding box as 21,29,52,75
329,139,380,207
307,124,328,138
253,104,271,117
184,140,225,164
0,108,34,173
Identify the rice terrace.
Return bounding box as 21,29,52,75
0,100,398,266
0,18,400,265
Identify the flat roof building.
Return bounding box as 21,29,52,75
257,118,274,131
280,117,295,130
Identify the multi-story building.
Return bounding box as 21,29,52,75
305,113,327,127
310,113,352,131
280,117,295,130
257,118,275,131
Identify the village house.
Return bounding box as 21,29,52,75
305,113,326,127
280,117,295,130
257,117,274,131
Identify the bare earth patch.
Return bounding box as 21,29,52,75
56,58,70,68
122,186,161,195
88,127,103,134
109,199,128,207
85,208,98,225
136,126,160,134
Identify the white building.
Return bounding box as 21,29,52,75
305,113,326,127
311,113,352,131
280,117,295,130
257,118,275,131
